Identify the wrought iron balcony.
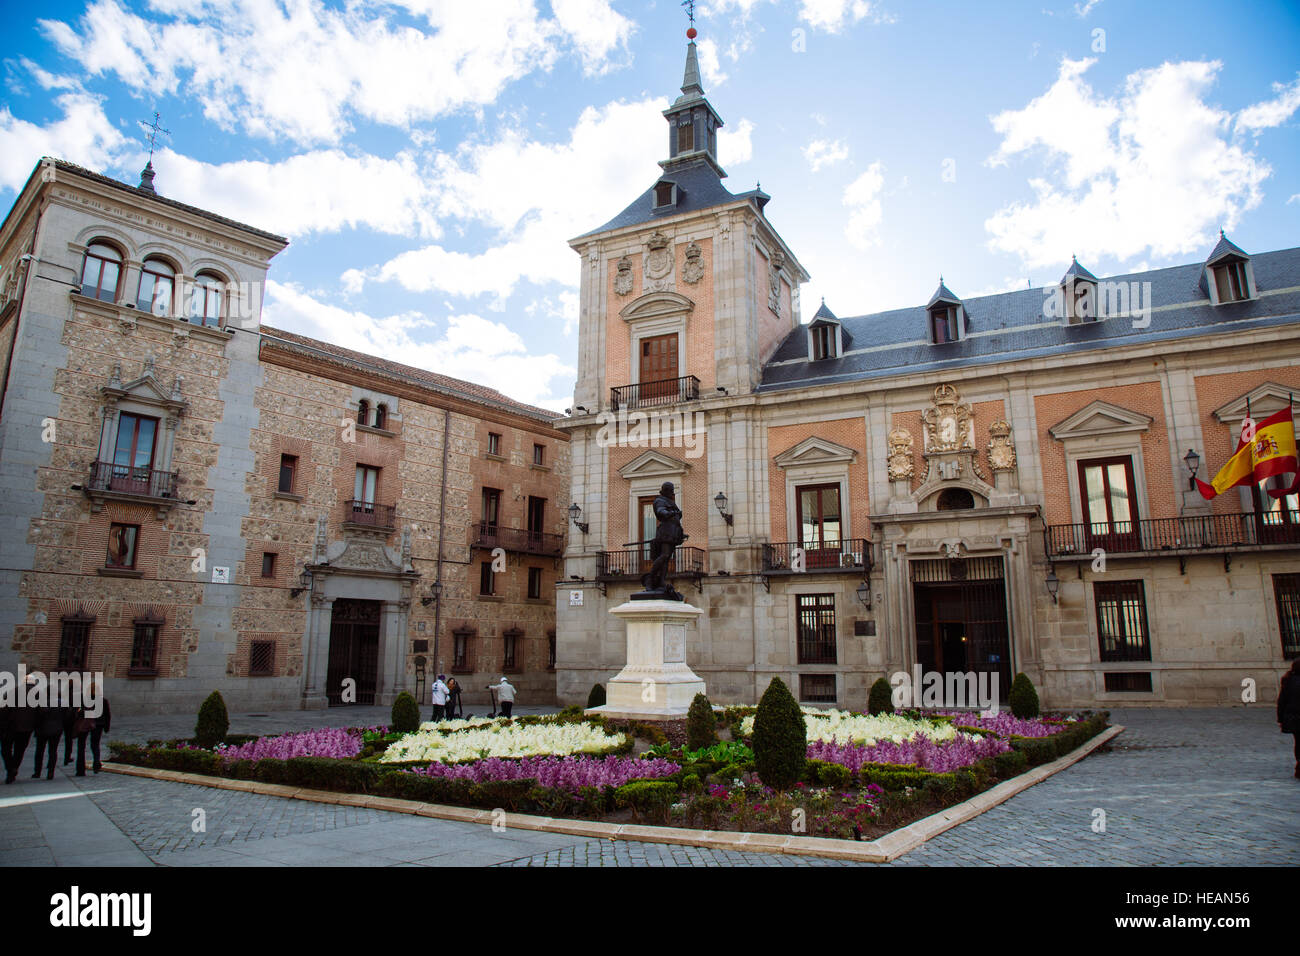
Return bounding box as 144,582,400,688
761,539,872,574
474,522,565,557
596,546,707,580
344,499,396,531
609,375,700,411
1045,512,1300,564
87,460,179,499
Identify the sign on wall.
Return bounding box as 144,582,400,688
211,567,230,584
569,590,584,607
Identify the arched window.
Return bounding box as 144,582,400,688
357,399,370,426
189,272,224,327
374,403,387,429
80,242,122,302
936,488,975,511
136,258,176,316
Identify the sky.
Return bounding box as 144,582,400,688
2,0,1298,413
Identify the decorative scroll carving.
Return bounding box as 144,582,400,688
921,384,974,453
887,427,915,481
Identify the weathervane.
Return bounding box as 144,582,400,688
681,0,697,37
140,111,170,161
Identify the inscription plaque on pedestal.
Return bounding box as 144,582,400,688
663,623,685,663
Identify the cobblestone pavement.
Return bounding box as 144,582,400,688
1,707,1295,867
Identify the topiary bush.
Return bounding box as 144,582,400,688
686,692,717,751
391,691,420,734
751,677,806,790
586,683,606,708
1008,672,1040,719
194,691,229,748
868,677,894,716
613,781,678,823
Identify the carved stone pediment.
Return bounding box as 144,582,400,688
1212,382,1299,424
773,436,857,469
325,537,405,575
1049,400,1152,440
619,449,690,480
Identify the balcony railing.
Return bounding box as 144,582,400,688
609,375,700,411
1045,512,1300,559
596,546,707,580
344,499,396,531
761,538,872,574
87,461,178,499
474,522,565,557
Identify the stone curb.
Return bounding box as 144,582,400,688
100,724,1122,864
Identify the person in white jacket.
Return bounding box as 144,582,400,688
430,674,450,721
491,677,517,718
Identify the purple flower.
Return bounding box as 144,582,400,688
216,728,365,762
407,755,680,791
808,732,1010,773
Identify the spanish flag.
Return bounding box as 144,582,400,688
1197,406,1299,500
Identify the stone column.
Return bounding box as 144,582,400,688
378,600,409,705
302,594,334,708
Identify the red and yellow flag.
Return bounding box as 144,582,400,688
1197,406,1299,500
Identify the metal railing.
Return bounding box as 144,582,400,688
474,522,565,557
761,538,872,573
596,546,707,579
344,499,396,530
609,375,700,411
1045,511,1300,558
87,461,178,499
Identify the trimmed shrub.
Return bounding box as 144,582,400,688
751,677,806,790
586,683,606,708
194,691,229,749
857,763,934,792
993,749,1029,778
681,773,702,793
868,677,894,716
613,781,678,822
1008,672,1040,719
805,759,851,788
686,693,717,751
390,692,420,734
713,762,749,783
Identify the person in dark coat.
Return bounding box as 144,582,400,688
74,679,110,775
1278,659,1300,779
62,699,78,766
31,700,66,780
445,677,463,720
1,677,37,784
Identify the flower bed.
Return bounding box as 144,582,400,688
808,732,1011,773
216,727,367,762
739,707,959,745
410,755,679,790
379,720,628,764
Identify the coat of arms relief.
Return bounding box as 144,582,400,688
683,241,706,285
920,384,988,482
614,255,633,297
643,232,674,292
887,427,915,482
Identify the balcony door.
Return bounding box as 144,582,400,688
527,496,546,548
1257,476,1300,545
111,413,159,493
797,483,842,569
639,333,678,405
1078,456,1139,552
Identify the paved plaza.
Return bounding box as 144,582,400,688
1,707,1295,867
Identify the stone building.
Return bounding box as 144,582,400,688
0,157,568,714
556,41,1300,709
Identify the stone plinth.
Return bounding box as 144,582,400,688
586,599,706,719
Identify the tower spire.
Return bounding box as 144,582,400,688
660,14,725,178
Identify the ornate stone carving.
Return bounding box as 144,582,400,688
768,250,785,316
400,525,413,572
887,427,915,481
683,241,705,284
314,516,328,564
614,256,633,296
644,232,673,280
921,384,974,453
333,537,403,573
988,419,1018,472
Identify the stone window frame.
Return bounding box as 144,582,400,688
502,627,523,673
618,450,691,548
620,292,695,386
1048,401,1154,529
773,437,858,545
1211,385,1298,515
807,321,842,361
1086,571,1163,698
58,613,95,671
451,626,475,673
1205,256,1257,306
128,611,165,677
351,389,399,436
91,365,189,517
135,254,179,316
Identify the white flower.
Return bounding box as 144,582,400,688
738,708,958,746
380,721,627,764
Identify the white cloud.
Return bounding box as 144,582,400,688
263,280,574,411
1074,0,1103,17
0,92,126,192
798,0,893,31
984,58,1272,268
1287,193,1300,205
843,161,886,249
720,117,755,167
803,138,849,172
697,37,727,87
39,0,634,146
1235,75,1300,132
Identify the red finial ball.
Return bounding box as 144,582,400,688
687,27,697,39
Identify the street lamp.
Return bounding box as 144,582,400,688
568,502,588,534
713,492,733,526
1183,448,1201,490
421,579,443,608
290,567,312,598
1045,568,1059,605
855,580,871,609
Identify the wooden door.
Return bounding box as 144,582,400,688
326,599,381,705
639,334,678,404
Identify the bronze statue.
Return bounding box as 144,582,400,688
633,481,687,601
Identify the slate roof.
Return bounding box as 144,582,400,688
1061,256,1098,282
259,326,559,423
575,158,769,238
760,246,1300,392
1206,230,1249,265
927,280,961,307
47,158,289,246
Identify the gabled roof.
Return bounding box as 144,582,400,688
1206,230,1249,266
1061,256,1098,283
927,280,961,308
810,300,839,323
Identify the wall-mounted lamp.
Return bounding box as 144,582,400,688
1183,448,1201,491
1045,568,1060,605
713,492,733,526
569,575,583,582
290,567,312,598
716,387,727,395
420,579,443,608
855,580,871,609
574,405,589,414
568,502,589,534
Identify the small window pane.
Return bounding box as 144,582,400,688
533,443,545,465
278,454,297,493
107,523,139,568
528,567,542,599
480,561,495,596
261,553,276,577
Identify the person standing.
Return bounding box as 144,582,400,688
445,677,462,720
31,698,65,780
1278,659,1300,779
74,678,110,776
1,676,37,784
430,674,450,722
491,676,517,718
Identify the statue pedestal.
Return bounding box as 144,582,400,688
585,600,706,720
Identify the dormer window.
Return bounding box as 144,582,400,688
1213,258,1250,303
1060,256,1100,324
811,324,835,360
654,181,677,208
931,305,958,343
806,301,844,360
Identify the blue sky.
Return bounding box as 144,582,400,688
2,0,1297,411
